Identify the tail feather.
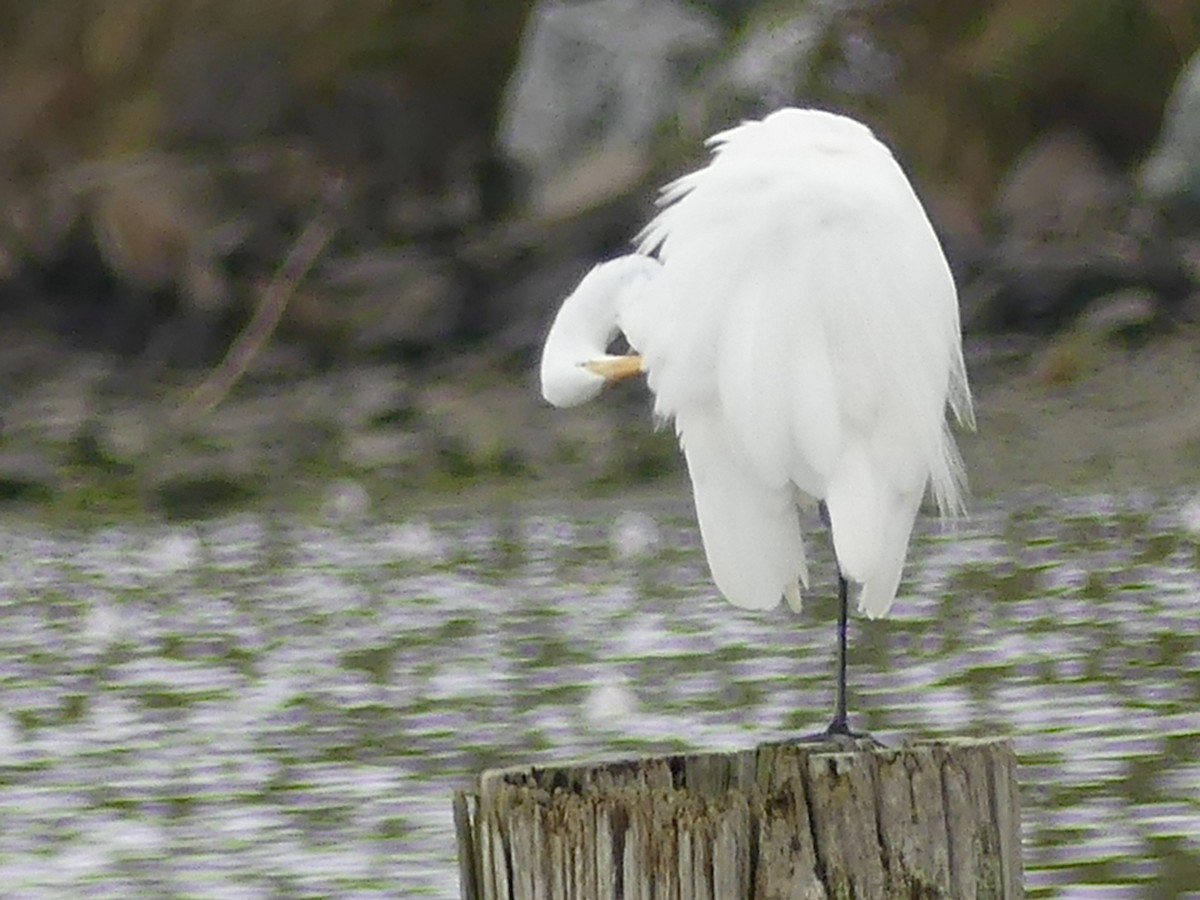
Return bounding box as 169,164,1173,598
825,442,925,619
854,487,924,619
677,407,809,611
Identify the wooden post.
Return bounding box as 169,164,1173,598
454,737,1022,899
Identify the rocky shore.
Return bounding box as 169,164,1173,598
2,1,1199,519
2,310,1200,523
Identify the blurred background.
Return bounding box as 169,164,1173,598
4,3,1200,898
1,0,1199,517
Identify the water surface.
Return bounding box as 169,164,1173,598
1,491,1198,897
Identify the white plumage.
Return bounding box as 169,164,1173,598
540,107,974,621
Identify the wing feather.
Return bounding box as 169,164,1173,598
631,109,972,616
676,406,809,610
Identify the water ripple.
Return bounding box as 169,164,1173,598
0,491,1198,896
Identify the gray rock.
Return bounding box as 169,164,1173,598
995,127,1128,241
95,409,154,465
713,8,826,112
0,450,59,503
420,382,522,468
711,0,888,115
688,0,757,24
973,127,1196,331
1076,287,1159,339
326,365,416,431
7,358,109,443
162,35,292,145
498,0,720,188
1138,49,1200,207
186,387,339,482
320,479,372,524
340,430,426,471
970,229,1192,333
1173,237,1200,285
973,237,1139,331
321,249,465,351
2,180,80,268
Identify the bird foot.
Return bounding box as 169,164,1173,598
790,718,886,751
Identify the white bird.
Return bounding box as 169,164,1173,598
539,108,975,737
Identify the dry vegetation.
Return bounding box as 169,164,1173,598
0,0,1194,353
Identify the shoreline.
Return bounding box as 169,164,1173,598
1,323,1199,524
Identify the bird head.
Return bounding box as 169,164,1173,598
539,256,657,408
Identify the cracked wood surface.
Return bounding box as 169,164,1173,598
455,737,1023,899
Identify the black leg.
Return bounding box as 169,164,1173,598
818,501,851,734
827,574,851,736
791,503,881,748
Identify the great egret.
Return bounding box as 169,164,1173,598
539,108,975,738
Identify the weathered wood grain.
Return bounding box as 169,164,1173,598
457,738,1022,900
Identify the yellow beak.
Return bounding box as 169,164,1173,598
582,355,644,383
